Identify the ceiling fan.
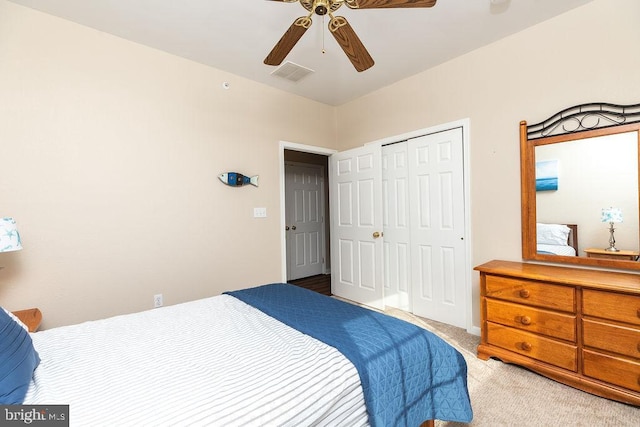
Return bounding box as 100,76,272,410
264,0,437,72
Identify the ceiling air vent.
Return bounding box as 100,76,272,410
271,61,314,83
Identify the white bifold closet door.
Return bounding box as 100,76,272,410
383,128,466,328
382,143,412,311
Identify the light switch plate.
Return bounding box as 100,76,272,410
253,207,267,218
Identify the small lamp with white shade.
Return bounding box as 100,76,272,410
0,217,22,254
601,207,623,252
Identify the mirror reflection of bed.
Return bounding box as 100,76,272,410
536,223,578,256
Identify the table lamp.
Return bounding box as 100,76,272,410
601,207,622,252
0,217,22,253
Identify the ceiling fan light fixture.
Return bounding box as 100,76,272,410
314,0,329,15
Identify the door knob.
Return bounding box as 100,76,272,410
285,226,290,231
292,226,297,230
373,231,382,238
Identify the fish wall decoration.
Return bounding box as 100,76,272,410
219,172,259,187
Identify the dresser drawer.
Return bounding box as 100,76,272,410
583,290,640,326
583,349,640,392
583,318,640,359
486,322,577,371
486,298,576,341
485,275,575,312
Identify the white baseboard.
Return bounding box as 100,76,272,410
467,325,481,336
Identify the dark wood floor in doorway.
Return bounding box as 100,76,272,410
288,274,331,296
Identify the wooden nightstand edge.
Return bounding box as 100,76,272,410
12,308,42,332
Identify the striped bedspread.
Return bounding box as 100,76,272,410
25,295,369,426
537,243,577,256
228,284,473,427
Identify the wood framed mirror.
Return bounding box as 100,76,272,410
521,102,640,270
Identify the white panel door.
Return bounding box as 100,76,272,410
285,164,324,280
330,144,384,310
409,128,466,327
382,143,412,311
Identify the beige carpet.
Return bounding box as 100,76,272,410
382,307,640,427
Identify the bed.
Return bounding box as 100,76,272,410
536,223,578,256
1,283,473,427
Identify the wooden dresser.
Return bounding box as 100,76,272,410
475,260,640,406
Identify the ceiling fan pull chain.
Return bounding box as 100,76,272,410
322,14,326,54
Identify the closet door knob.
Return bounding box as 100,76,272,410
373,231,382,238
291,226,297,230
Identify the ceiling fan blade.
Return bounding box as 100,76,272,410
346,0,437,9
264,17,312,66
329,16,374,72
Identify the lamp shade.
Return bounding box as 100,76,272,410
0,218,22,253
601,207,623,224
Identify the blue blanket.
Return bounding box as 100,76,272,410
226,284,472,427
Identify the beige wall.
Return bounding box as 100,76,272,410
335,0,640,326
2,0,639,330
0,1,336,328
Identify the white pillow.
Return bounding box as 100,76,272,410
537,223,570,246
1,307,29,332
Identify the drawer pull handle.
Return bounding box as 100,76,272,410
519,289,531,298
637,308,640,319
637,343,640,354
521,342,532,352
520,316,532,325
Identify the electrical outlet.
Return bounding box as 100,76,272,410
153,294,163,308
253,207,267,218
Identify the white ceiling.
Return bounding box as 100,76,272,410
9,0,595,106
